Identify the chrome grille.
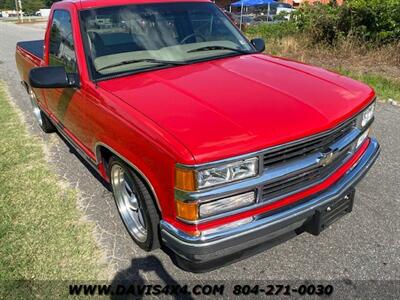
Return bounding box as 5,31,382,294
262,144,352,200
261,119,358,203
263,119,356,168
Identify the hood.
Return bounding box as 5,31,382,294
99,54,374,164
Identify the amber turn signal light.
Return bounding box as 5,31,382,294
175,199,199,221
175,167,196,191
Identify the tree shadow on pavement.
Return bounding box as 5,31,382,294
110,255,193,300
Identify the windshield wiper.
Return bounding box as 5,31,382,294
97,58,187,72
187,45,252,54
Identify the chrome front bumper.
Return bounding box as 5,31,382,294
161,139,380,272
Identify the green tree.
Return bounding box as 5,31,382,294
0,0,47,13
0,0,16,10
22,0,46,13
293,0,400,44
45,0,61,8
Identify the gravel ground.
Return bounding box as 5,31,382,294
1,21,399,294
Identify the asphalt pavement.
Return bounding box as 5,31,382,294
0,21,399,288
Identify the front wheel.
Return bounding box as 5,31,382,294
108,157,160,251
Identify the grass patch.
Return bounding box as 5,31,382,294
338,70,400,102
246,22,298,41
0,82,107,293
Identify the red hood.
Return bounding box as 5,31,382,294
99,54,375,164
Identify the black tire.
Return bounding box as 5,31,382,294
108,156,160,251
38,111,55,133
28,86,56,133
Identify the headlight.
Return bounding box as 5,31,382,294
357,102,375,128
175,191,256,221
197,157,259,189
199,191,256,218
175,157,259,191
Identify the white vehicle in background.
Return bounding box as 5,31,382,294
35,9,51,17
276,3,295,20
0,10,19,18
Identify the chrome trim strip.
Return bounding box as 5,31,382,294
54,122,98,166
162,138,380,244
94,142,162,211
329,128,360,152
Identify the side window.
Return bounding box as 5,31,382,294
49,10,77,73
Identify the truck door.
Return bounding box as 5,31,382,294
44,10,91,156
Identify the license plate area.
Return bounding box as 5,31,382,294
304,189,355,236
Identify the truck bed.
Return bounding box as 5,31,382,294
16,40,44,59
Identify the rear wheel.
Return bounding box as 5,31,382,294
29,87,55,133
108,156,160,251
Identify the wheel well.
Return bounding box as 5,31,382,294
97,145,162,215
98,146,114,173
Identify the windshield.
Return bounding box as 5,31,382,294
80,2,254,80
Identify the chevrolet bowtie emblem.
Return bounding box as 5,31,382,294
318,151,336,167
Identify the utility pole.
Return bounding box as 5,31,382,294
18,0,23,23
14,0,20,22
14,0,23,22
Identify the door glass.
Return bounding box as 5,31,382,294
49,10,77,73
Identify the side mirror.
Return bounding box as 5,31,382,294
29,66,79,89
251,38,266,53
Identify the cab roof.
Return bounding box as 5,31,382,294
57,0,210,10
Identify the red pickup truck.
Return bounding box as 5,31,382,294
16,0,380,272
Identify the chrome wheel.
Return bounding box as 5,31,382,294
111,164,147,242
29,89,43,126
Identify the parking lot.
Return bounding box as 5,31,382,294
0,21,399,289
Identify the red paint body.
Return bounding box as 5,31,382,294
16,0,375,234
